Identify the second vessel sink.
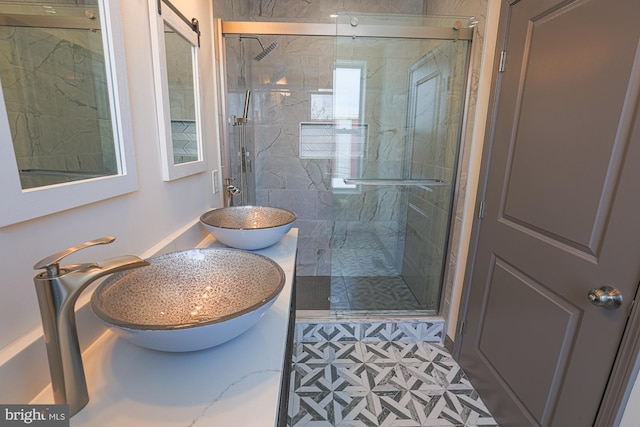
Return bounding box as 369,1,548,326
90,248,285,352
200,206,296,250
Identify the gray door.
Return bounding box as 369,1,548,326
458,0,640,425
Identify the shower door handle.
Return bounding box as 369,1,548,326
343,178,449,187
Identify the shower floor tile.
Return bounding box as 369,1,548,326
342,276,422,311
287,326,498,427
297,275,422,311
330,249,400,277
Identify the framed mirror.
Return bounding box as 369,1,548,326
149,0,205,181
0,0,138,227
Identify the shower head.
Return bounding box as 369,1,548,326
240,36,278,61
254,42,278,61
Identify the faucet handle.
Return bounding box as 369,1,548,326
34,236,116,277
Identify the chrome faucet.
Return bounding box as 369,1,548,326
224,177,241,207
33,237,149,416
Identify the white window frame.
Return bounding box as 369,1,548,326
332,60,367,193
0,0,138,228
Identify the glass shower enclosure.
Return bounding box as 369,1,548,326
220,14,473,315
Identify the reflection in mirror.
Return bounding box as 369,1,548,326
0,2,119,189
164,23,198,165
149,0,205,181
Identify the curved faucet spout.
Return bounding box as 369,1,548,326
60,256,150,291
33,240,149,417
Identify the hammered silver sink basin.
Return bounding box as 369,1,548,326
90,248,285,352
200,206,296,250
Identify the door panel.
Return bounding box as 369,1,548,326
478,257,581,423
501,0,637,254
459,0,640,425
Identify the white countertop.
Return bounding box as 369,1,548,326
32,229,298,427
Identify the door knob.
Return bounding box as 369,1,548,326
588,286,623,309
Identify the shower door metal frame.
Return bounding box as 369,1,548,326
439,40,476,318
221,20,473,41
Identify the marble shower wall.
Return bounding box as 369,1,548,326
331,33,456,278
222,0,431,277
247,34,335,265
213,0,250,21
249,0,426,23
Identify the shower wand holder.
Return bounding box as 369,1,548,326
230,90,251,126
230,115,248,126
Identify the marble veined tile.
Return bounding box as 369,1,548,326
288,325,498,427
294,321,443,343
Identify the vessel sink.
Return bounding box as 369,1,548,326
90,248,285,352
200,206,296,250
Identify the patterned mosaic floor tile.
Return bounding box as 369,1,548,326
288,325,497,427
294,321,444,343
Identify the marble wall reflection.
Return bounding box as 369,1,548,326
0,16,116,189
171,121,198,164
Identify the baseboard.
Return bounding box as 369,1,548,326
444,333,455,354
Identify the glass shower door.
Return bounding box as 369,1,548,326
329,14,472,314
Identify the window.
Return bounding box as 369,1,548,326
332,61,366,192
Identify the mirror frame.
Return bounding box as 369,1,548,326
149,0,206,181
0,0,138,227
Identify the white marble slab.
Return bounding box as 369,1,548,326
31,229,298,427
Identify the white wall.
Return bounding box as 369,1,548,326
446,0,500,340
0,0,221,401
